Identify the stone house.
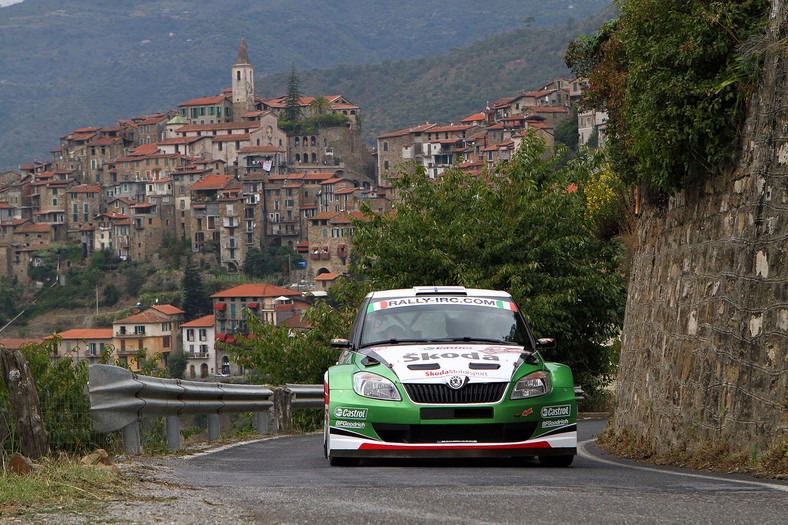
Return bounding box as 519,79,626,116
29,175,71,223
129,202,166,262
318,177,356,213
306,211,362,278
84,128,132,184
112,304,185,371
188,174,243,255
65,184,102,242
376,123,437,185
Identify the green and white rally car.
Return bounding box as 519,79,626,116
324,286,577,466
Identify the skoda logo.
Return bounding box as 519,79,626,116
447,375,467,390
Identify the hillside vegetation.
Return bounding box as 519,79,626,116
0,0,611,169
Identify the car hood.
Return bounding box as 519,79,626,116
360,343,528,384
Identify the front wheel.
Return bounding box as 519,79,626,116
538,454,574,467
329,455,359,466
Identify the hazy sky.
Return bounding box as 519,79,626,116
0,0,24,6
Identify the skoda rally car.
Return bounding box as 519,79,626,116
324,286,577,466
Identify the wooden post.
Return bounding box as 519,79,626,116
0,348,50,459
272,387,293,433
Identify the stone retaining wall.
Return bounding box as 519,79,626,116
613,0,787,454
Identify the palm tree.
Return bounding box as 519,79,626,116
309,95,332,116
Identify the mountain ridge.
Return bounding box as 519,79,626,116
0,0,612,169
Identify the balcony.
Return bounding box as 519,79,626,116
186,352,209,359
116,330,145,337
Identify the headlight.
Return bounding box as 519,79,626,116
353,372,401,401
511,371,551,399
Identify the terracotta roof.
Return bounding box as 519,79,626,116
377,122,437,139
188,174,239,191
151,304,185,315
428,124,475,133
461,112,486,123
15,223,51,233
68,185,102,193
179,95,228,107
212,133,250,142
158,136,204,145
211,284,300,299
128,144,160,156
175,122,256,133
88,137,119,146
116,310,170,324
181,314,215,327
55,328,113,340
282,314,311,329
315,272,341,281
0,338,44,349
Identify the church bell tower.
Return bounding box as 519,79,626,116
231,36,255,120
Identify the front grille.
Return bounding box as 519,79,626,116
404,382,508,404
373,422,538,443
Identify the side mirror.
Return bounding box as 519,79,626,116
329,338,351,349
535,338,556,350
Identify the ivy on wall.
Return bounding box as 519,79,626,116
566,0,770,194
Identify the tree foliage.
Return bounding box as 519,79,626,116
283,64,303,124
351,134,627,390
180,256,212,321
0,339,117,455
222,136,626,392
565,0,770,193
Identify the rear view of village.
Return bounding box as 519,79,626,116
0,37,601,379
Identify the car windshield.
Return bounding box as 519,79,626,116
359,297,532,347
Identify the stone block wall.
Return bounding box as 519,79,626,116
613,0,786,454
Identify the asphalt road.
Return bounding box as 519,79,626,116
168,419,788,525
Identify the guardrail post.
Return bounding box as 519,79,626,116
208,414,220,441
255,411,269,434
166,415,181,450
122,420,141,455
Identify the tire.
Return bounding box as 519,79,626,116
329,455,359,467
538,454,574,467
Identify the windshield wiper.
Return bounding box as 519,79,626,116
431,337,509,345
360,338,424,348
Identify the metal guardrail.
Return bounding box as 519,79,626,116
88,365,586,455
87,364,322,455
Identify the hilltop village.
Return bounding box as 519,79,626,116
0,39,606,377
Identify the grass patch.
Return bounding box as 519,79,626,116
597,423,788,479
0,456,130,519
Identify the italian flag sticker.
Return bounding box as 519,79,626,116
367,301,388,312
496,300,517,312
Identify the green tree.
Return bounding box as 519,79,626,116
565,0,769,192
242,247,266,278
180,256,212,320
351,133,627,392
102,283,120,306
89,248,113,271
123,266,146,297
167,348,188,379
222,282,368,385
555,106,579,151
283,64,303,124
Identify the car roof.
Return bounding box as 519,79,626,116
367,286,513,300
